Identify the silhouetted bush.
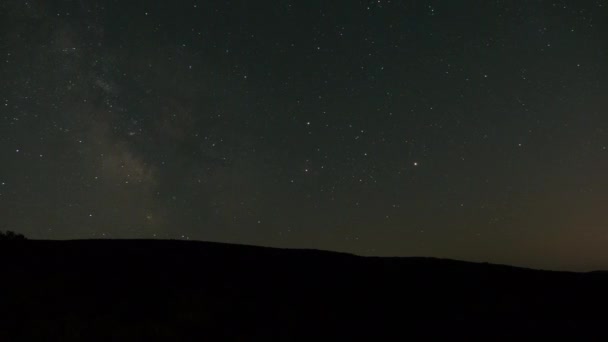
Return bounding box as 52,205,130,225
0,231,27,240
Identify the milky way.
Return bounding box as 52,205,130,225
1,0,607,270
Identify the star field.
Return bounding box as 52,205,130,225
1,0,607,270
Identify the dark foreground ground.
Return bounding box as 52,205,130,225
1,240,608,340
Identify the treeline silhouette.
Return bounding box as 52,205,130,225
0,230,26,240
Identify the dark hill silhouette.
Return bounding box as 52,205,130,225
1,239,607,340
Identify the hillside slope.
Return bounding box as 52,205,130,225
1,240,607,340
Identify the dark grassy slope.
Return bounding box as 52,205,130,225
1,240,608,340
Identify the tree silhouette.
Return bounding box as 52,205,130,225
0,231,27,240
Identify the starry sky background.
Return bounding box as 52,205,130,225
1,0,607,270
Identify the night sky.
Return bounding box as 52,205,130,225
1,0,607,270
